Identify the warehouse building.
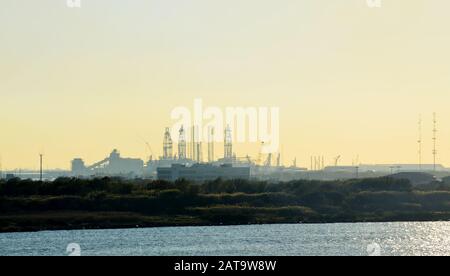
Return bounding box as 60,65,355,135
157,164,250,182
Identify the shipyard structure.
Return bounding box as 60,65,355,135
70,127,450,182
71,149,143,177
71,126,306,181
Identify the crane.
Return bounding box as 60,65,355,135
137,134,155,161
264,153,273,167
276,153,281,167
334,155,341,167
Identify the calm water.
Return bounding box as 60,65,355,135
1,222,450,256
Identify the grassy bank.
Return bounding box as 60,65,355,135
2,176,450,232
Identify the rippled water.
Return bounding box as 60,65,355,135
1,222,450,256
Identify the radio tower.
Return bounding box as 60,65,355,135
418,115,422,171
39,154,43,182
432,113,438,171
191,125,195,161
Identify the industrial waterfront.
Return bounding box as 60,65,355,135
2,124,450,183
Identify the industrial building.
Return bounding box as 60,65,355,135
67,126,450,183
71,149,143,177
69,126,307,181
150,125,305,181
157,164,250,182
357,164,447,173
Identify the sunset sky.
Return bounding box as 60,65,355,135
1,0,450,170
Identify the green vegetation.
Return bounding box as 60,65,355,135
2,176,450,232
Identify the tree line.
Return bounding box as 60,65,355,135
2,176,450,232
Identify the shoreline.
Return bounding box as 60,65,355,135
2,211,450,234
3,177,450,234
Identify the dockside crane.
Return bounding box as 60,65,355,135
334,155,341,167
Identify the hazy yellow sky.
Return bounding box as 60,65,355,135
1,0,450,170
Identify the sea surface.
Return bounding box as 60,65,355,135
1,222,450,256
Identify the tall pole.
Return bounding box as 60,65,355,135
208,127,215,163
195,125,202,163
418,115,422,171
39,154,43,182
433,113,437,172
192,125,196,162
0,155,3,179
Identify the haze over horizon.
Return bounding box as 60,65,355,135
1,0,450,170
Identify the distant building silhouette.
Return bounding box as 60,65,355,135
71,149,143,177
157,163,250,182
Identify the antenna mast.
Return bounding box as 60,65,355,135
432,113,438,171
0,155,3,179
191,125,195,161
418,115,422,171
39,154,43,182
